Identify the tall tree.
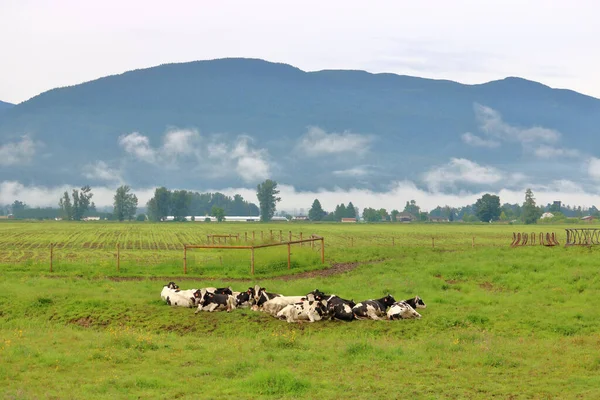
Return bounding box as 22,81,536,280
522,188,542,224
346,202,357,218
308,199,326,221
334,204,347,221
256,179,281,222
58,191,73,220
113,185,138,221
10,200,27,217
404,200,420,216
147,187,171,221
475,194,501,222
171,190,192,221
390,209,400,222
70,185,93,221
211,206,225,222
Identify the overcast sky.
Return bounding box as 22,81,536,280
1,0,599,104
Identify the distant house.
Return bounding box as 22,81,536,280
293,215,308,221
581,216,596,222
540,212,554,219
395,212,416,222
341,218,357,223
428,216,449,223
82,216,101,221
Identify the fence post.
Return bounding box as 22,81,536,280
245,232,248,242
50,243,54,273
472,237,475,248
432,237,435,248
287,243,291,269
250,247,255,275
300,232,303,247
261,231,264,241
279,230,282,242
392,237,395,247
117,243,120,272
320,238,325,264
289,231,292,242
183,245,187,275
270,230,273,241
351,237,354,247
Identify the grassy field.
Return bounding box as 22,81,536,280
1,221,600,399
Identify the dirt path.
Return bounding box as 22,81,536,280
101,258,387,282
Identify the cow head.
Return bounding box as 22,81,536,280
307,289,327,301
166,282,178,290
197,291,215,306
236,291,251,306
391,302,422,319
314,300,328,317
382,294,396,308
413,296,426,309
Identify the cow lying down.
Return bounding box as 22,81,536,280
387,301,422,320
352,294,396,320
276,299,328,323
194,290,236,313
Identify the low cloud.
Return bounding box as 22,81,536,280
423,158,504,191
533,145,580,159
296,126,373,157
0,135,41,166
461,132,500,148
475,104,561,144
82,161,123,184
119,129,270,183
332,166,372,177
588,157,600,181
3,179,600,214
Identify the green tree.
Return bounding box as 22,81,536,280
334,204,347,221
10,200,27,217
71,186,93,221
58,191,73,220
475,194,501,222
379,208,389,221
522,188,542,224
211,206,225,222
256,179,281,222
171,190,192,221
308,199,326,221
346,202,357,218
113,185,138,221
404,200,420,216
362,208,380,222
147,187,171,221
390,209,399,222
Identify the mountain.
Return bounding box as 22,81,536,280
0,100,13,113
1,58,599,192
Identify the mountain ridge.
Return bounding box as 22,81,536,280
1,58,599,192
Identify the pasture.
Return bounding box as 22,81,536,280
1,221,600,399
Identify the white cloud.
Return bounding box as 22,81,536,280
118,132,156,163
332,166,371,177
118,129,270,183
162,129,200,157
423,158,504,191
82,161,123,183
231,136,270,183
296,126,373,156
475,104,561,144
588,157,600,181
0,135,40,166
461,132,500,148
533,145,580,159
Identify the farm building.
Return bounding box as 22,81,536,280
341,218,357,223
293,215,308,221
428,216,449,222
395,212,416,222
540,212,554,219
581,215,596,222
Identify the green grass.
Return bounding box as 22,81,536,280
1,221,600,398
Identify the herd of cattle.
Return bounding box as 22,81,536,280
160,282,425,323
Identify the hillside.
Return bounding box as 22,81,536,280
0,100,13,112
1,58,599,191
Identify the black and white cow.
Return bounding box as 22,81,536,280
326,295,356,321
276,299,328,323
261,289,329,316
234,287,256,308
352,294,396,320
194,291,236,313
402,296,426,310
387,301,422,320
252,287,282,310
164,289,196,308
160,282,179,302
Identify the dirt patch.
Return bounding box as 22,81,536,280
71,317,93,327
479,281,494,291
